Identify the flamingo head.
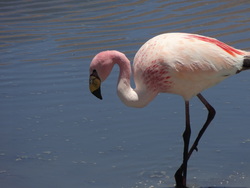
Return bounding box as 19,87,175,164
89,51,115,100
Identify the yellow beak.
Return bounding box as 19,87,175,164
89,70,102,100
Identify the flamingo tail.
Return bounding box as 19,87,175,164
243,56,250,70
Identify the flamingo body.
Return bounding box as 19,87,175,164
89,32,250,187
133,33,245,101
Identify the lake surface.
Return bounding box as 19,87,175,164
1,0,250,187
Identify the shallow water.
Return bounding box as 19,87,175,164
1,0,250,187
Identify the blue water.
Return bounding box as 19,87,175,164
0,0,250,187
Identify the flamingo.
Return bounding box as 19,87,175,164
88,32,250,187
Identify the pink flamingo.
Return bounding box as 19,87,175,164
89,33,250,187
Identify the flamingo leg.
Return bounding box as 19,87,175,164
174,94,216,187
187,93,216,159
175,101,191,187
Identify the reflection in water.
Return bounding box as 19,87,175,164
0,0,250,187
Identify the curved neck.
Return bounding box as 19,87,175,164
110,51,157,108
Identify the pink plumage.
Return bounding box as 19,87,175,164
133,33,246,100
187,34,244,56
89,32,250,187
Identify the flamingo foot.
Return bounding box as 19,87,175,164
174,168,187,188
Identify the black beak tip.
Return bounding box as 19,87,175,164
92,88,103,100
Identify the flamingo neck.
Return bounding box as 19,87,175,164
111,51,157,108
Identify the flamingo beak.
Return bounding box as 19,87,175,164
89,70,103,100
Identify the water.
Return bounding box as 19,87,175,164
1,0,250,187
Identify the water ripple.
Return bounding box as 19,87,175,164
1,0,250,64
